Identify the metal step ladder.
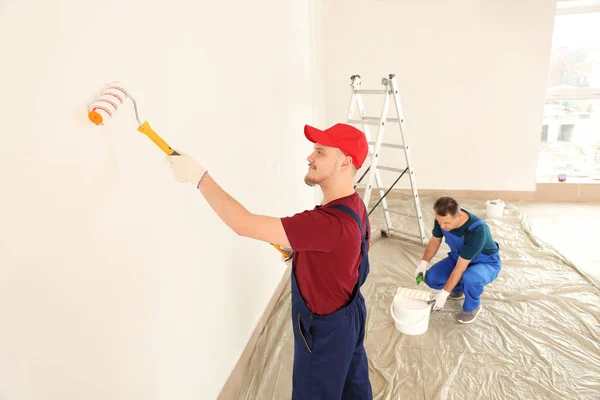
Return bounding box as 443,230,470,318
347,74,426,244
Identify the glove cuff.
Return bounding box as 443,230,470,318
196,170,209,188
419,260,429,270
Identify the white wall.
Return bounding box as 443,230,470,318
0,1,317,399
320,0,557,191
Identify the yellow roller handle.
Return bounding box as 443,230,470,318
137,121,179,156
272,244,292,259
135,122,288,257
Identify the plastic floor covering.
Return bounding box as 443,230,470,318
236,197,600,399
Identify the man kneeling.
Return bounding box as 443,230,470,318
416,196,501,323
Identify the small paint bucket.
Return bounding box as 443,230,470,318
558,174,567,182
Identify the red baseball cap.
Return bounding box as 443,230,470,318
304,123,368,169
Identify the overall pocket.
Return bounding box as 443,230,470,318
297,313,313,353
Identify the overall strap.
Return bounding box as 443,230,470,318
329,204,368,240
463,219,485,236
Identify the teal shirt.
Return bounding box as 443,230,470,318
432,209,499,260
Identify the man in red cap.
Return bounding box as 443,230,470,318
167,123,373,399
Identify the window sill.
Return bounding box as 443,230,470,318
537,175,600,184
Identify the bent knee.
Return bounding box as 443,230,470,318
461,269,485,287
424,271,446,287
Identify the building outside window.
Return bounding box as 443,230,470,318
537,1,600,182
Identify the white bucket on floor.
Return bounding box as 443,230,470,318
389,288,432,335
485,199,505,218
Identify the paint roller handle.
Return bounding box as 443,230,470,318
137,121,180,156
415,260,428,285
271,244,293,260
416,272,424,285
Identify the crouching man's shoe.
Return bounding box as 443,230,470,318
456,305,482,324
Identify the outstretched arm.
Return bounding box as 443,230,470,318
167,154,290,248
198,173,290,247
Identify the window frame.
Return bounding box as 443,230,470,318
537,2,600,182
546,1,600,100
556,0,600,16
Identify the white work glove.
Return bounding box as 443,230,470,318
166,153,208,186
432,290,450,311
415,260,428,284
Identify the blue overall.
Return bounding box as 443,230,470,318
291,204,373,400
424,220,501,312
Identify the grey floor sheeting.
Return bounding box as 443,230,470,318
237,197,600,399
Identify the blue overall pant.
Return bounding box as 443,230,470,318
424,220,501,312
291,204,373,400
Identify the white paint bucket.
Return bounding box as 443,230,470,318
485,199,505,218
389,288,432,335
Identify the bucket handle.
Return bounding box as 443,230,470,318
389,302,431,327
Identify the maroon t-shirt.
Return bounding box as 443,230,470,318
281,192,370,316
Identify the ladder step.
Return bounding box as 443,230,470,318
377,165,406,173
347,74,425,245
348,117,401,124
385,209,418,218
388,190,413,197
386,229,426,240
368,142,405,150
348,119,381,126
354,90,387,94
362,116,400,123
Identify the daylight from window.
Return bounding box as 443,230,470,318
538,11,600,182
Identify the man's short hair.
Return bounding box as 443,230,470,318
433,196,460,217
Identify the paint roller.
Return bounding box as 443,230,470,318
394,287,438,309
87,83,291,260
87,82,180,156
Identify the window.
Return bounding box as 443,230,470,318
537,1,600,182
